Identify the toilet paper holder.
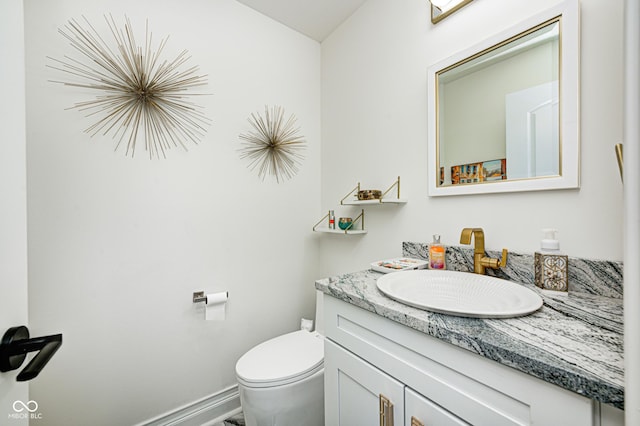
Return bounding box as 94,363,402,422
193,291,228,304
193,291,207,303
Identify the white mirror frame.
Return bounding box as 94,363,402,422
427,0,579,196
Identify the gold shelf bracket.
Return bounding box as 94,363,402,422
347,209,365,233
380,176,401,201
340,182,361,205
312,211,330,232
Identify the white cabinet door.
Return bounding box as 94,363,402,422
405,387,470,426
600,403,624,426
325,339,404,426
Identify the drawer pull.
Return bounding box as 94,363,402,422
379,394,394,426
411,416,425,426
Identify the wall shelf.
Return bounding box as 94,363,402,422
341,198,408,206
313,177,406,236
340,176,407,205
314,228,368,235
313,210,366,235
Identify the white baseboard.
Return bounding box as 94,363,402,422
136,385,241,426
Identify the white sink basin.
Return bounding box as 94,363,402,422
376,270,543,318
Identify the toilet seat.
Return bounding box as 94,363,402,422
236,330,324,388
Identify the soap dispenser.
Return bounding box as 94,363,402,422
429,234,446,270
534,229,568,292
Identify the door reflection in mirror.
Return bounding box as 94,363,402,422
437,19,560,187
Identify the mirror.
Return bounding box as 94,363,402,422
427,0,579,196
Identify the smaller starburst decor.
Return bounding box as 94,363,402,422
238,106,306,183
47,15,210,159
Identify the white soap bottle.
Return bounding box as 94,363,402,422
534,229,569,292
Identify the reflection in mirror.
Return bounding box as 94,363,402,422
427,0,579,196
438,20,559,186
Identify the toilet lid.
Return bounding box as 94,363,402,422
236,330,324,388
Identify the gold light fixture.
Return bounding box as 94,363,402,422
430,0,453,9
430,0,473,24
238,106,306,183
48,15,210,159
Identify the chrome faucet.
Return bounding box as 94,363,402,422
459,228,508,275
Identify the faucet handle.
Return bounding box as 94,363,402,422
480,248,508,270
498,248,508,268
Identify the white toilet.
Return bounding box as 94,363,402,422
235,291,325,426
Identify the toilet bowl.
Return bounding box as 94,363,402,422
235,292,325,426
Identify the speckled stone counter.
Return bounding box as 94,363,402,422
315,268,624,409
403,242,624,299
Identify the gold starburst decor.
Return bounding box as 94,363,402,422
239,106,306,183
48,15,210,159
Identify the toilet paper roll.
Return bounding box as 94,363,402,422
205,292,228,321
300,318,314,331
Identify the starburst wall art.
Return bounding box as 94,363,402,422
48,15,210,159
239,106,307,183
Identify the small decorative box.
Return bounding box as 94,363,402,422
534,253,568,292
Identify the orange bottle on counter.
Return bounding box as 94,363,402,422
429,234,446,270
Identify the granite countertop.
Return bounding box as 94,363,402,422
315,268,624,409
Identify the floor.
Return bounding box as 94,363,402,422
213,412,245,426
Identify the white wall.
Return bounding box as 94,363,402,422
319,0,624,278
0,1,29,424
24,0,321,424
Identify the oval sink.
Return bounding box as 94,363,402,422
376,270,543,318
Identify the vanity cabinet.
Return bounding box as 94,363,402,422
323,294,621,426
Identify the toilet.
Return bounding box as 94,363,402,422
235,291,325,426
